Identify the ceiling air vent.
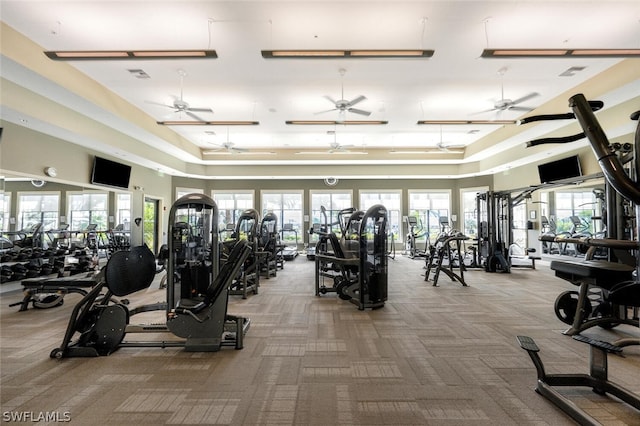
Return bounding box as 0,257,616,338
559,66,586,77
128,69,150,79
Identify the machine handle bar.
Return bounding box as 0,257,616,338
569,94,640,205
517,100,603,126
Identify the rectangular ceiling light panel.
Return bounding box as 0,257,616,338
45,50,218,60
286,120,388,125
482,48,640,58
158,121,259,126
262,50,433,59
417,120,516,125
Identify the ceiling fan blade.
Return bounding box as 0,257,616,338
145,100,175,110
323,95,337,105
470,107,499,115
187,107,213,113
508,106,534,112
511,92,540,105
346,95,366,107
314,108,338,115
186,111,207,121
347,108,371,116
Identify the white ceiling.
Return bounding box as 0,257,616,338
1,0,639,179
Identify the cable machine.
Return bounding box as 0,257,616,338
516,94,640,424
476,191,512,272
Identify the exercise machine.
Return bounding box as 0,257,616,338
477,191,511,272
224,208,261,298
424,229,469,286
315,204,388,310
258,212,280,276
517,94,640,424
404,216,427,258
50,193,252,358
517,335,640,426
280,223,299,260
307,206,355,260
313,209,363,296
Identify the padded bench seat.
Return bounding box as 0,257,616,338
22,273,98,288
550,259,634,290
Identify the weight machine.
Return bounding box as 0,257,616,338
50,193,252,358
313,209,363,296
258,212,281,276
315,204,388,310
516,94,640,424
225,208,261,298
476,191,512,272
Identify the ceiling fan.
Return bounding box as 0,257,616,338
315,68,371,119
146,69,213,121
204,128,248,154
433,126,464,152
328,141,355,153
474,67,539,116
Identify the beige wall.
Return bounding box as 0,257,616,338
1,120,173,246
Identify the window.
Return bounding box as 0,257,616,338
176,187,203,200
67,192,108,230
460,187,488,239
0,192,10,232
554,191,597,234
408,190,451,243
115,193,131,231
310,191,353,241
212,191,254,231
261,191,303,239
359,190,401,240
17,192,59,231
512,202,528,247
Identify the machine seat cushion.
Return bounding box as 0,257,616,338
22,274,97,288
550,259,634,290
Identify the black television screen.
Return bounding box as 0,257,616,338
537,155,582,184
90,156,131,189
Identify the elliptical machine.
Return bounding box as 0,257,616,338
50,194,252,358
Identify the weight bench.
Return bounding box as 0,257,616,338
10,272,99,311
508,244,540,269
550,259,637,335
517,335,640,425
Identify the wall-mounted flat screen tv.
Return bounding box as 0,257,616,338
90,156,131,189
537,155,582,184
